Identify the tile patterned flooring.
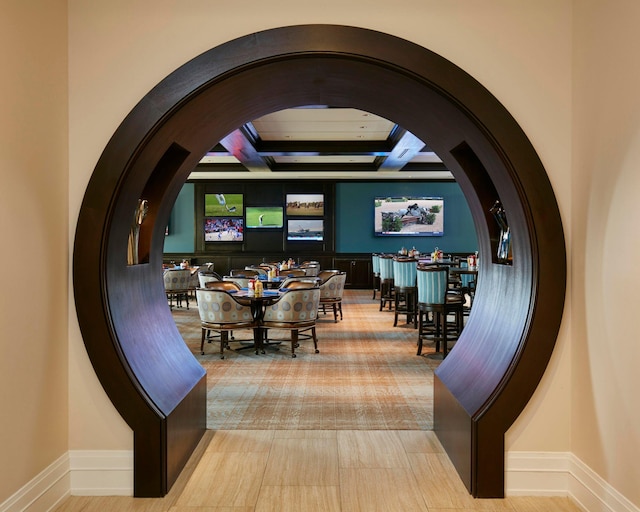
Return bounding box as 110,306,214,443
53,290,584,511
54,429,583,511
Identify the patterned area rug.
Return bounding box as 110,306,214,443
172,289,440,430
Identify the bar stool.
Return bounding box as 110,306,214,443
392,257,418,328
416,265,464,358
378,254,395,311
371,253,381,300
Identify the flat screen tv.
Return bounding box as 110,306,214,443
204,193,243,217
286,193,324,216
204,217,244,242
245,206,284,228
374,196,444,236
287,219,324,241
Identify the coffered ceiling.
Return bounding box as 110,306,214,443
189,106,452,180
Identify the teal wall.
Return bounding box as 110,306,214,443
335,182,477,254
163,183,195,253
165,181,477,254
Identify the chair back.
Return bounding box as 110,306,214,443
319,272,346,300
246,266,267,276
230,268,258,277
317,269,340,283
163,269,191,291
263,288,320,323
417,266,449,305
378,255,394,281
198,272,221,288
392,258,417,288
223,275,252,288
196,288,253,324
281,268,307,278
205,280,241,292
279,278,319,289
460,272,476,288
372,253,381,276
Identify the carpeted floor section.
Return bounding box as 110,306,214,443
172,289,440,430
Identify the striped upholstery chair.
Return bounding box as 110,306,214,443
196,288,256,359
261,287,320,357
378,254,395,310
392,257,418,328
371,253,381,299
416,265,464,358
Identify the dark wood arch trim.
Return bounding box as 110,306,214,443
73,25,566,498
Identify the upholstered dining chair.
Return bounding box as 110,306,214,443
317,269,340,283
261,287,321,357
318,271,347,322
198,270,222,289
416,265,464,358
278,278,319,289
371,253,381,299
196,287,256,359
163,268,192,309
378,254,395,311
392,257,418,328
223,275,252,288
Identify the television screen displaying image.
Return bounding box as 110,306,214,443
245,206,284,228
286,193,324,216
204,193,243,217
374,196,444,236
204,217,244,242
287,219,324,241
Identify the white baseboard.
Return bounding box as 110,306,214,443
68,450,133,496
0,454,69,512
3,450,638,512
506,451,640,512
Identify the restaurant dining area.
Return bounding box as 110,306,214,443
163,249,478,362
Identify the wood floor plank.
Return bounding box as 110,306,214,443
255,485,341,512
262,438,340,487
175,452,269,508
340,467,429,512
337,430,410,468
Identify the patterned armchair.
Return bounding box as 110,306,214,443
163,268,191,309
261,287,321,357
318,271,347,322
196,288,256,359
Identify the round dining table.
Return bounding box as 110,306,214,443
232,289,282,353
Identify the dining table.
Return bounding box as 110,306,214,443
231,288,282,354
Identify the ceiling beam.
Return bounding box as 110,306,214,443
219,128,271,172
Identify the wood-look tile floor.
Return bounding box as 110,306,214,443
53,429,583,512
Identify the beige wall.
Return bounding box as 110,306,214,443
0,0,69,502
572,0,640,505
67,0,574,456
6,0,639,508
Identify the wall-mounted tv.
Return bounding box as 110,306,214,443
245,206,284,228
204,217,244,242
286,193,324,216
287,219,324,241
374,196,444,236
204,193,243,217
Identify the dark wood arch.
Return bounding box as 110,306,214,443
73,25,566,498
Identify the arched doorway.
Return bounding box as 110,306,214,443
73,25,566,498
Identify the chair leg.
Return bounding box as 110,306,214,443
338,302,343,320
291,330,298,358
417,310,424,355
312,326,319,353
333,303,338,323
200,327,206,355
220,331,228,359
